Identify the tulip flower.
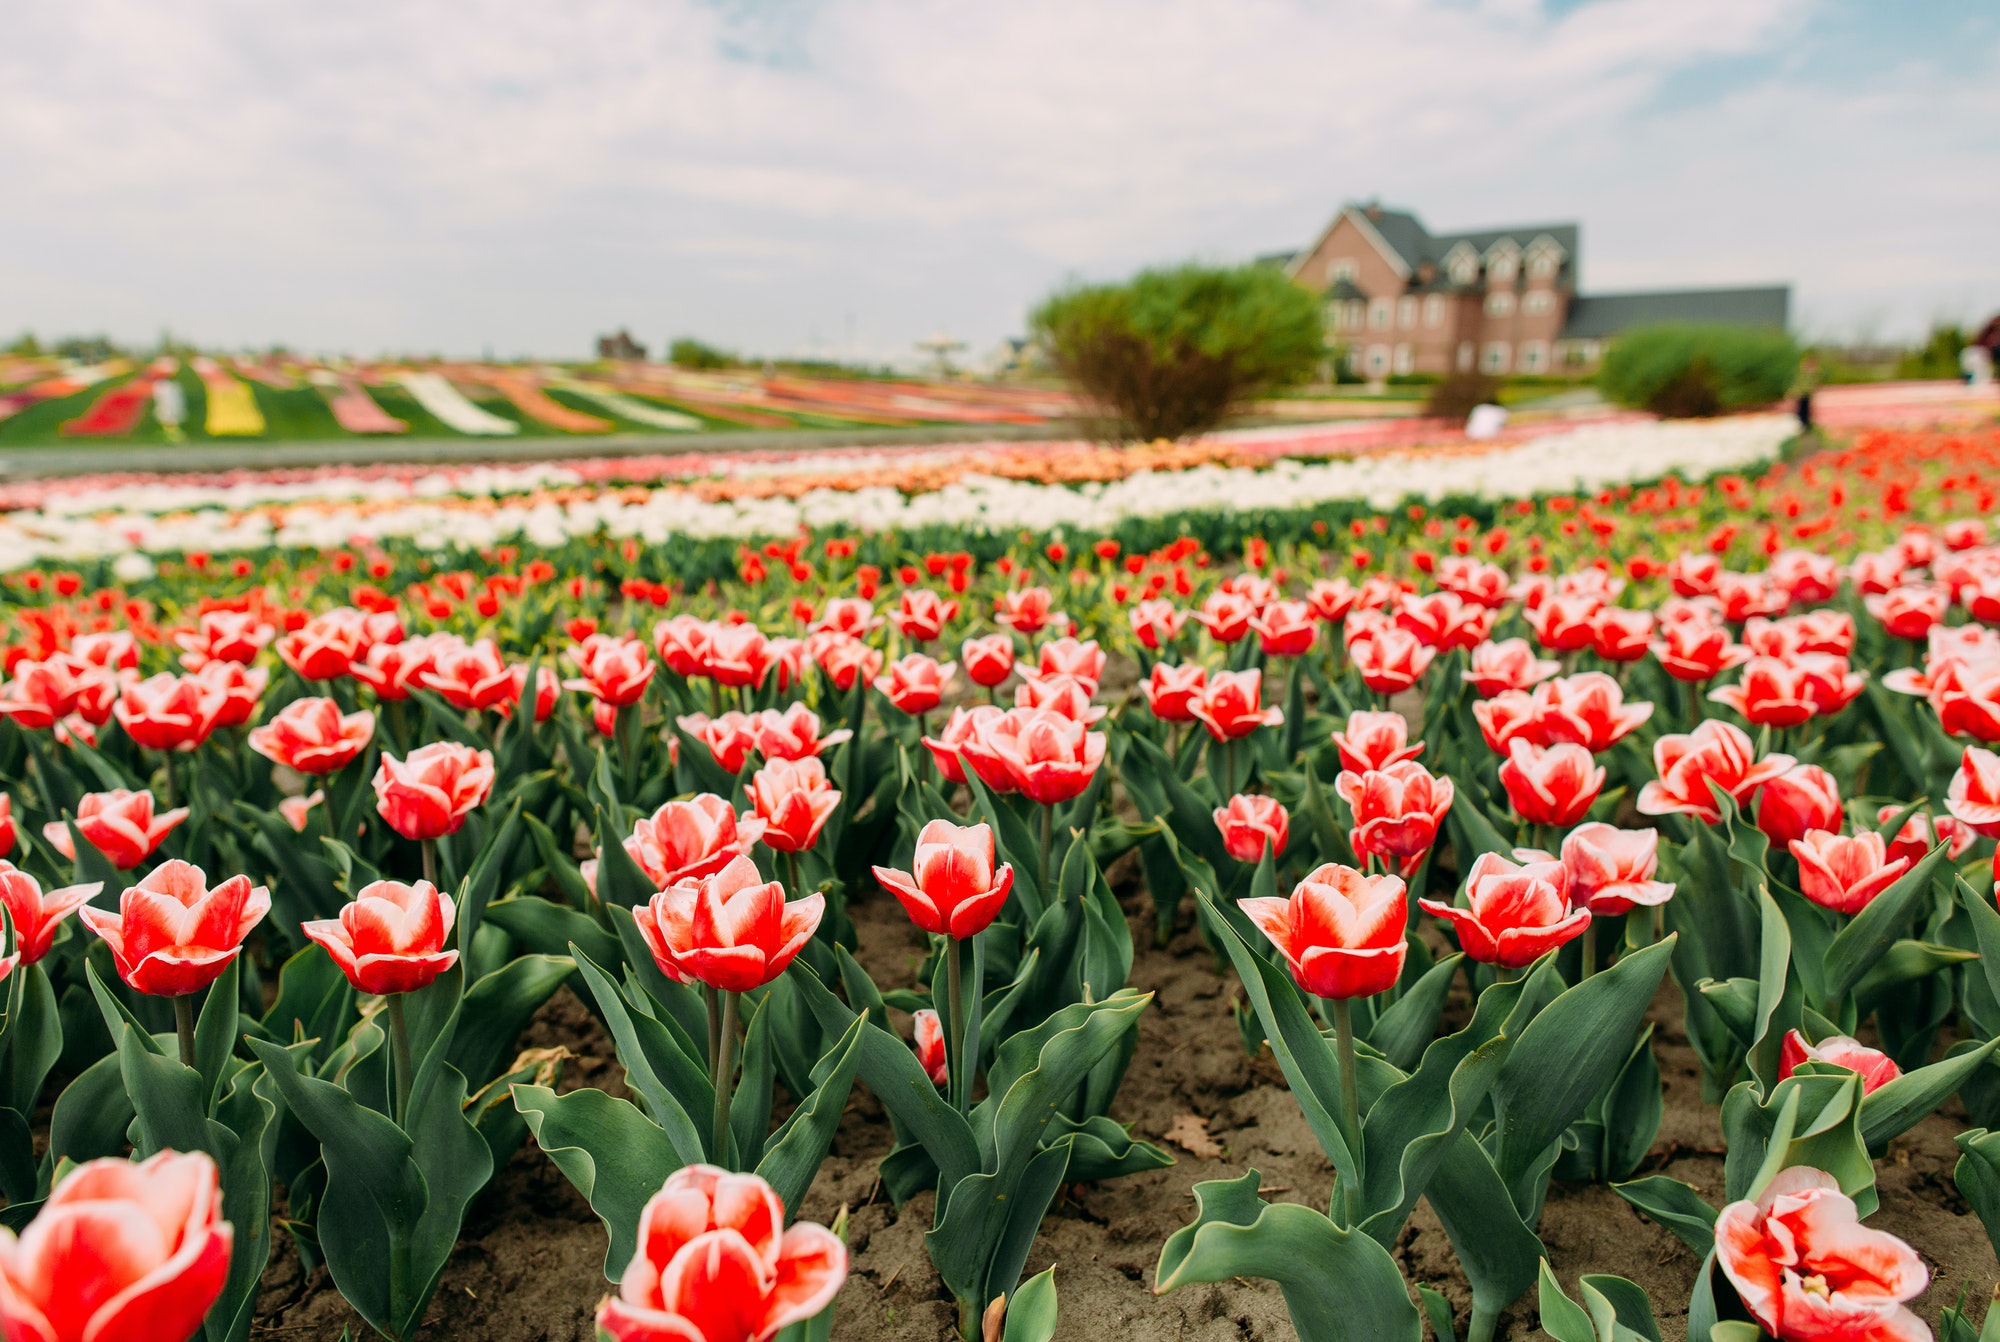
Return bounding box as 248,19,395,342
890,588,958,643
1777,1030,1901,1094
564,633,655,707
1667,551,1722,597
79,858,270,998
875,655,955,716
1463,638,1560,698
1129,599,1188,650
1527,594,1601,654
196,660,267,729
1349,628,1435,695
912,1009,949,1087
1335,761,1453,875
588,794,764,897
350,634,439,701
0,1150,232,1342
248,696,376,775
43,789,188,870
1250,600,1319,657
303,879,460,996
978,707,1106,806
1141,663,1206,723
595,1165,845,1342
1708,657,1821,729
1946,745,2000,837
1033,637,1106,691
923,705,1003,785
277,607,400,681
960,634,1016,689
1393,591,1490,652
652,615,712,678
1330,710,1422,775
1214,794,1289,864
1587,606,1653,662
0,795,13,859
632,855,823,994
1714,1167,1926,1342
806,631,881,692
372,742,495,843
1755,764,1843,847
1420,851,1588,969
175,608,276,670
1558,823,1674,916
1498,740,1605,828
1936,659,2000,742
678,711,760,775
279,791,323,833
1790,830,1910,915
1193,590,1256,644
994,586,1054,634
420,637,522,712
751,704,853,761
872,819,1014,939
1305,578,1358,622
1014,672,1104,725
69,666,130,729
1637,721,1795,824
112,673,226,753
1865,583,1951,641
1240,862,1407,1000
1532,673,1655,752
1877,806,1972,866
1650,617,1752,683
748,757,841,853
1715,572,1789,623
1792,653,1865,718
707,624,775,690
1190,669,1282,742
813,597,882,638
0,660,79,731
0,864,98,964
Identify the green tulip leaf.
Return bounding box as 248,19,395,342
513,1083,685,1278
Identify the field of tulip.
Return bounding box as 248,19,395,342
1,418,1999,1341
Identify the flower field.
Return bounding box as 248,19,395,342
0,354,1078,446
1,415,2000,1341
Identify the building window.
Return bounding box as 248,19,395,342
1484,291,1516,317
1393,344,1415,375
1527,254,1557,280
1450,258,1478,285
1457,341,1476,372
1369,299,1392,329
1330,257,1357,283
1489,254,1517,282
1522,290,1554,315
1518,340,1548,373
1365,344,1391,377
1423,294,1444,327
1482,342,1511,374
1345,300,1365,331
1397,296,1418,329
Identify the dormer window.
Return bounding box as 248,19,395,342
1330,257,1358,283
1527,253,1557,280
1489,256,1517,282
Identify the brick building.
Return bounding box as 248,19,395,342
1269,202,1788,378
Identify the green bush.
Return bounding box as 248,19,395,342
669,337,734,370
1596,323,1799,418
1897,325,1967,380
1030,263,1324,441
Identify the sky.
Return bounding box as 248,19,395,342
4,0,1996,365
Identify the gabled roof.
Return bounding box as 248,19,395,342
1290,203,1581,285
1561,287,1791,339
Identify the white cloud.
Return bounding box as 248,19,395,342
1,0,1993,358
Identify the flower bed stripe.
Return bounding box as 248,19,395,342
396,372,520,436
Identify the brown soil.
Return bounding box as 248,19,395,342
253,874,1999,1341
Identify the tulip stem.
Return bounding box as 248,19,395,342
1684,677,1704,725
945,937,968,1112
712,990,740,1162
388,993,414,1126
1580,919,1597,981
704,985,723,1082
1331,997,1363,1226
1222,739,1237,796
421,838,438,890
175,994,198,1071
1038,804,1054,904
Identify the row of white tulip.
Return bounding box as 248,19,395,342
0,414,1796,573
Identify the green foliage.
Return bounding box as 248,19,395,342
669,337,735,370
1030,262,1324,441
1898,323,1968,380
1596,323,1799,418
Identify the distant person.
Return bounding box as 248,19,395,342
1967,315,2000,387
1793,353,1821,430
